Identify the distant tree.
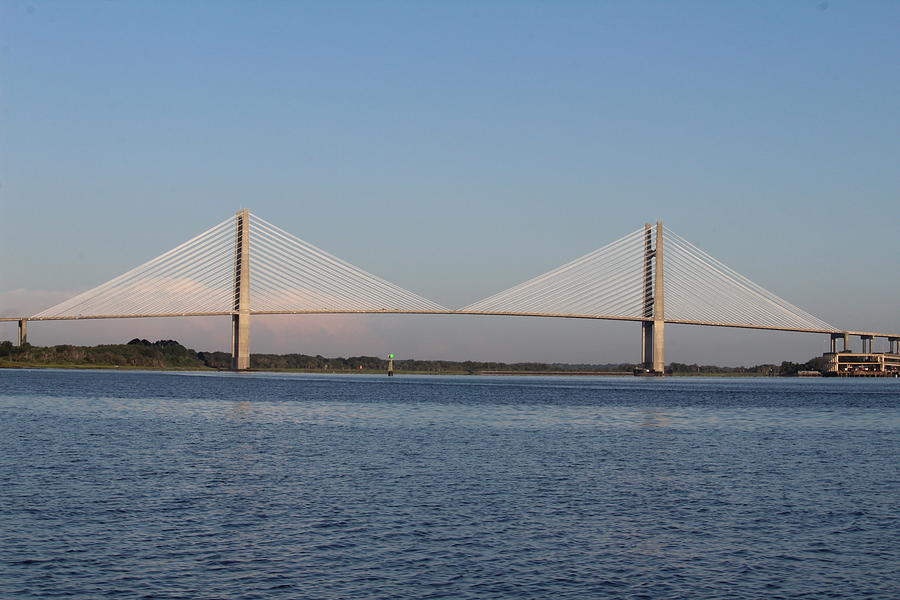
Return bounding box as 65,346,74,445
779,361,802,376
804,356,828,372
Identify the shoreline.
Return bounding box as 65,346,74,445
1,361,787,377
2,340,824,377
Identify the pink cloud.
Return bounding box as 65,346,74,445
252,314,379,355
0,287,383,355
0,288,74,317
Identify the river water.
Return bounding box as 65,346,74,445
1,370,898,599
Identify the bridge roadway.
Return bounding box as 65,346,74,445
2,310,897,341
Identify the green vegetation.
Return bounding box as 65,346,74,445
160,347,640,374
668,357,828,376
0,339,206,369
1,339,827,375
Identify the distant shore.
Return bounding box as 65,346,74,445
0,339,817,376
0,360,780,377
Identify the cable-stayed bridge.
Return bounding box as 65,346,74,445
4,210,897,371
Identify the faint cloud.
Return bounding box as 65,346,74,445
253,314,379,355
0,288,74,317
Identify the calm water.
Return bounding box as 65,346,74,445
1,370,898,599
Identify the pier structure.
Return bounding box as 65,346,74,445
3,210,897,372
824,351,900,376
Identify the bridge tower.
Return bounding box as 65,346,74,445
641,221,665,374
231,209,251,370
17,319,27,346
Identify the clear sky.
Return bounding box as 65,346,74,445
1,1,898,365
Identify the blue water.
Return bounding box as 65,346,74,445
1,370,898,599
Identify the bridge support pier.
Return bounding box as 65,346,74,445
641,322,653,366
17,319,27,346
231,312,250,370
830,332,850,353
640,222,665,374
231,209,251,371
860,335,874,354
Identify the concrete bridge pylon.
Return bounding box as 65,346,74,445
641,222,665,374
231,209,251,371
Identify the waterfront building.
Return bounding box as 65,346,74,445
823,352,900,376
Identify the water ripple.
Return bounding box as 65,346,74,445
1,370,898,599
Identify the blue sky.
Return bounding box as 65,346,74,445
1,1,898,365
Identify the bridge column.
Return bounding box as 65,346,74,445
860,335,873,354
889,337,899,354
830,332,845,353
652,221,665,373
17,319,27,346
641,224,654,367
640,222,665,374
641,323,653,366
231,209,251,370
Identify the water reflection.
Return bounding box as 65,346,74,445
639,408,675,428
228,401,253,421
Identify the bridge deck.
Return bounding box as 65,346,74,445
2,311,895,339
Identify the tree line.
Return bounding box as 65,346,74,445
1,338,827,375
668,356,828,376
